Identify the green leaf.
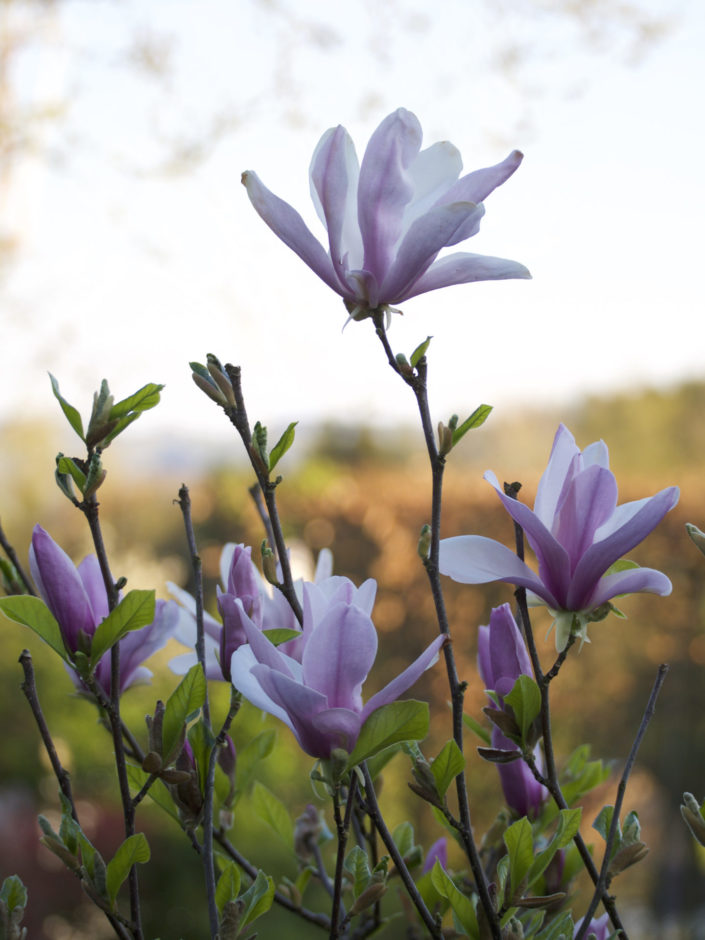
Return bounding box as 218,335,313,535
0,875,27,912
410,335,432,367
503,675,541,743
0,595,68,662
105,833,150,906
535,911,575,939
126,765,179,822
262,627,302,646
503,816,534,900
344,845,372,899
56,456,87,493
162,664,206,764
462,712,491,746
392,821,415,859
215,861,241,914
431,860,479,938
268,421,298,472
430,739,466,799
238,870,275,927
188,718,215,791
347,700,429,769
364,742,402,781
451,404,492,447
89,590,156,668
49,373,85,440
110,382,164,418
527,808,582,887
251,781,293,848
234,729,276,802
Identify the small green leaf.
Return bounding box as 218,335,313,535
126,764,179,822
347,700,429,769
462,712,491,746
0,595,67,662
215,861,241,914
89,590,156,668
344,845,372,899
262,628,302,646
410,335,433,367
392,821,415,859
503,816,534,900
110,383,164,418
49,373,85,440
451,404,492,447
188,718,216,791
251,781,294,848
503,675,541,743
0,875,27,912
162,664,206,764
105,833,150,906
269,421,298,472
56,456,87,493
527,807,582,887
592,805,615,843
234,730,276,802
431,860,479,938
238,870,275,927
430,739,466,799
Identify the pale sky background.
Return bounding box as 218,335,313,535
2,0,702,450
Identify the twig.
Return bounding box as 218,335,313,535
361,764,442,939
214,831,331,930
223,363,303,625
0,520,36,594
575,664,669,940
372,315,499,939
330,776,357,937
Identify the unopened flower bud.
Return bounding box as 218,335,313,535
294,804,323,860
417,524,432,561
261,542,279,586
681,792,705,845
206,353,237,406
437,421,453,457
349,881,387,916
686,523,705,558
141,751,163,774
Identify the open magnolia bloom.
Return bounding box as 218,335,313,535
242,107,530,322
440,425,679,650
230,578,446,759
29,525,178,696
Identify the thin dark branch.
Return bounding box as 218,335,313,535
214,831,331,930
330,777,357,937
223,363,303,625
19,650,77,818
249,483,277,553
0,520,36,594
361,764,441,939
575,664,669,940
372,314,499,939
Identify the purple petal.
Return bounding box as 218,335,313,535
486,604,533,691
403,252,531,299
380,202,486,303
302,603,377,709
440,534,560,609
494,729,547,818
422,837,448,874
586,566,673,609
568,486,679,609
241,171,346,297
29,525,97,651
485,472,572,606
118,599,180,692
250,665,332,757
553,465,618,570
229,646,294,729
437,150,523,221
477,624,491,689
309,124,363,283
533,425,580,527
242,615,297,679
78,556,109,623
310,707,362,755
358,108,421,283
405,140,463,222
361,634,446,721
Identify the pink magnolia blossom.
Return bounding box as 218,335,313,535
440,425,679,649
29,524,178,696
573,913,610,939
230,576,446,759
242,108,529,322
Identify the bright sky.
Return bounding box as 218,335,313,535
2,0,702,447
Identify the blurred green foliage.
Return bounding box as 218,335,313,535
1,381,705,937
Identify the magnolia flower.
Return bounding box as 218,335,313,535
29,524,178,696
230,577,446,759
573,913,610,940
242,108,530,322
440,425,679,649
169,544,374,680
478,604,547,818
